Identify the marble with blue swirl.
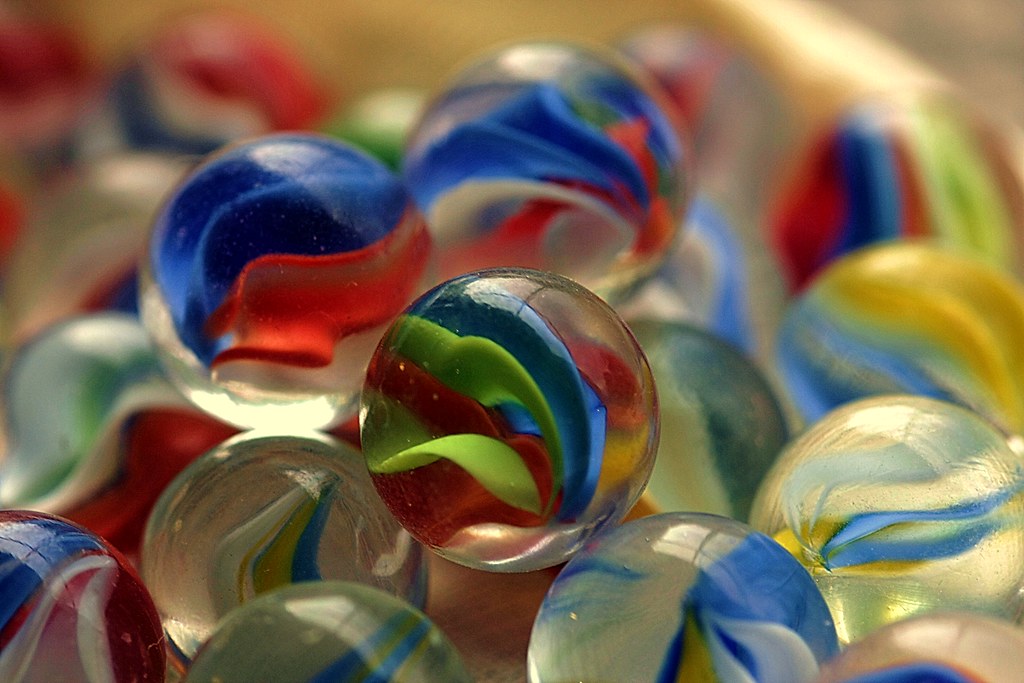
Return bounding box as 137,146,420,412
527,512,838,683
750,395,1024,644
141,431,427,673
0,511,165,682
141,132,431,430
402,41,688,303
183,581,470,683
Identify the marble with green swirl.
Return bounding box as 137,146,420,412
750,395,1024,643
360,268,659,572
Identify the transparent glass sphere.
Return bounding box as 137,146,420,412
360,267,659,571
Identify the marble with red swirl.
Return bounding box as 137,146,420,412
141,133,432,429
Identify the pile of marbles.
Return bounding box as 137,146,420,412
1,4,1024,683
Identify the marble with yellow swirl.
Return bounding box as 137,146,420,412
777,242,1024,437
528,513,838,682
140,431,426,673
750,395,1024,644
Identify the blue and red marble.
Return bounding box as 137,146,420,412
0,511,165,681
769,97,1024,291
403,41,689,302
141,133,431,429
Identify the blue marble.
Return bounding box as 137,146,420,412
528,513,838,682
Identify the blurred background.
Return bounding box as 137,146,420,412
14,0,1024,127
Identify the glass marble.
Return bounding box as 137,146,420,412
402,41,689,302
815,612,1024,682
2,153,191,342
0,510,165,681
776,241,1024,435
183,581,471,683
326,87,427,170
71,10,330,160
0,312,236,554
750,395,1024,644
527,512,839,683
139,133,432,430
770,96,1024,291
141,430,428,671
627,319,789,520
360,268,659,572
